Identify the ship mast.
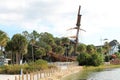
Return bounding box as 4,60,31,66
74,5,81,54
68,6,85,55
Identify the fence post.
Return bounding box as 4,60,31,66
32,72,34,80
15,76,17,80
46,70,48,77
43,70,46,78
36,71,39,80
39,71,42,78
48,70,50,76
19,75,20,80
22,74,24,80
30,73,32,80
26,72,28,80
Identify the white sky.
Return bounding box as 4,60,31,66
0,0,120,45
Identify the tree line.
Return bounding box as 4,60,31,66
0,29,120,66
0,30,75,64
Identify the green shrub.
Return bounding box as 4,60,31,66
0,59,49,74
77,52,103,66
90,53,104,66
105,55,111,62
0,65,22,74
27,59,48,71
77,52,91,66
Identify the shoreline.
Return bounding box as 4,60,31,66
40,64,120,80
1,64,120,80
0,65,83,80
40,66,83,80
61,66,83,80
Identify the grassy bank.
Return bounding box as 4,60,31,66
62,64,120,80
83,64,120,71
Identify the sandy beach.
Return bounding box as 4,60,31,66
40,66,83,80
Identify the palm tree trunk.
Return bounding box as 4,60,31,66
16,52,19,64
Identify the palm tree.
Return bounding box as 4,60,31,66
54,37,62,46
22,30,40,61
5,40,15,64
54,46,64,55
35,47,46,59
22,31,30,41
39,32,55,47
0,30,9,52
11,34,28,64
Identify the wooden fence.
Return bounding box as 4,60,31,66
14,68,59,80
11,62,78,80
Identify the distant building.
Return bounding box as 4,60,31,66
96,40,119,55
0,56,11,65
109,40,119,55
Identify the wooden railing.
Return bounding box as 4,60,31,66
9,62,78,80
14,68,59,80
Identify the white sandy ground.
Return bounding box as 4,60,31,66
0,74,18,80
40,66,83,80
0,65,83,80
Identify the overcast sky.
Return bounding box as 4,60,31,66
0,0,120,45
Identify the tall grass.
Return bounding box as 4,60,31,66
0,59,56,74
83,64,120,72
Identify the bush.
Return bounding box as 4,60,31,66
77,52,91,66
90,53,104,66
27,59,48,71
0,65,22,74
77,52,103,66
0,59,49,74
105,55,111,62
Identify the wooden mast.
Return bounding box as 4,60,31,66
67,5,85,55
74,5,82,54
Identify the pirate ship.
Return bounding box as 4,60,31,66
48,6,85,62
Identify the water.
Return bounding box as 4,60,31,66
62,68,120,80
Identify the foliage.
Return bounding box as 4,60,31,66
0,59,49,74
61,37,70,44
34,59,48,69
97,48,102,53
45,45,52,53
86,45,96,54
53,46,64,55
36,41,52,53
104,55,111,62
39,32,55,46
0,65,23,74
2,29,115,64
77,52,104,66
0,30,9,51
54,37,62,46
77,44,86,53
9,34,28,64
67,45,74,55
103,42,110,54
35,47,46,59
77,52,91,66
25,59,48,72
90,53,104,66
